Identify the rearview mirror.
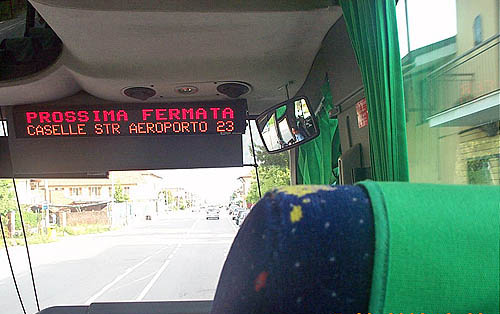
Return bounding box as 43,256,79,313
256,96,319,154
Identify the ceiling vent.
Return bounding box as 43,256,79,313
216,82,250,98
123,87,156,101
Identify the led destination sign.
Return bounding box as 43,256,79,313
13,100,247,138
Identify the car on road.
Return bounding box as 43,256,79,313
206,207,220,220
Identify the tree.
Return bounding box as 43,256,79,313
0,180,16,217
246,166,290,204
246,145,291,204
252,145,289,167
113,185,129,203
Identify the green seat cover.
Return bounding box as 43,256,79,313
359,181,499,314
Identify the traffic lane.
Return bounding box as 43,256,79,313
0,214,199,314
141,214,236,301
92,215,206,303
108,213,237,302
0,243,173,314
86,245,175,303
142,215,236,301
0,212,237,313
0,16,25,42
0,213,204,282
143,242,232,301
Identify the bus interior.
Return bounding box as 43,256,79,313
0,1,498,314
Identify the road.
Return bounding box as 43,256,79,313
0,210,238,314
0,15,25,42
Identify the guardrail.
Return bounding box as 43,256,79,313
427,34,499,117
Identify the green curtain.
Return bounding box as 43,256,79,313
340,0,409,181
297,78,341,185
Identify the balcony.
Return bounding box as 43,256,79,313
427,35,499,127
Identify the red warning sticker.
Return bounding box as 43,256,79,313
356,98,368,128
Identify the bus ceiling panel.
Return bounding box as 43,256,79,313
29,0,336,12
25,3,342,114
293,17,364,112
0,50,80,105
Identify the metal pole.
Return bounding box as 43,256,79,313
24,2,36,37
404,0,411,54
248,119,262,199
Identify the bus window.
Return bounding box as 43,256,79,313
397,0,499,185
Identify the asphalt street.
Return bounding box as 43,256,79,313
0,210,238,314
0,15,25,42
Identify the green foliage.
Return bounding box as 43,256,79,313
1,233,56,247
113,185,129,203
58,224,111,236
0,180,16,217
252,145,289,167
14,210,40,231
245,145,291,204
247,166,290,204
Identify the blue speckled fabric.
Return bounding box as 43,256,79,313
211,185,375,314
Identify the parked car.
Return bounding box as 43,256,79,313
236,210,249,226
206,207,220,220
228,204,238,216
231,207,245,220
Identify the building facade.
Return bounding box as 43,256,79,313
402,0,499,185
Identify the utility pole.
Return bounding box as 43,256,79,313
404,0,411,54
44,179,49,229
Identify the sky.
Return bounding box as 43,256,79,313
155,122,262,204
156,166,254,204
396,0,457,57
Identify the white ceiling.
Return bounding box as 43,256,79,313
0,1,341,114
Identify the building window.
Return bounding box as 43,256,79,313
473,15,483,46
90,187,101,196
70,187,82,196
467,158,493,185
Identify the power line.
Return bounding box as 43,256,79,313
0,107,40,312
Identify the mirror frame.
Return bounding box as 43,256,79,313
256,96,320,154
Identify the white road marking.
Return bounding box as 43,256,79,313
0,20,23,32
134,256,172,301
135,217,200,301
84,247,167,304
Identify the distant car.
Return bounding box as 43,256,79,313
236,210,249,226
206,207,220,220
228,205,238,215
231,207,245,220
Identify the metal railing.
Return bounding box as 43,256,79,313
427,34,499,116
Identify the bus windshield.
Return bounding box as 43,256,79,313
0,122,291,313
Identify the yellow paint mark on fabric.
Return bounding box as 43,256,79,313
302,198,311,203
290,205,303,223
277,185,332,197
